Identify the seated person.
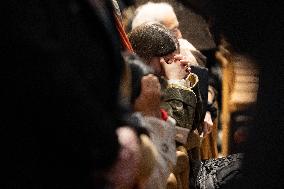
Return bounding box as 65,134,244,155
128,23,204,188
130,2,214,155
120,43,243,189
123,53,177,189
128,22,203,150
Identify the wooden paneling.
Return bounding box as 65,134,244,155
216,46,259,155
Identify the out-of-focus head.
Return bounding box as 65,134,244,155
131,2,182,38
123,53,154,105
128,22,179,75
128,22,179,62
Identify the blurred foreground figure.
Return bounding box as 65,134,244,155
178,0,284,188
0,0,141,188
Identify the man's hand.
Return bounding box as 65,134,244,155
134,74,161,118
160,54,189,80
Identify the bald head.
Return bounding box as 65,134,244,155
131,2,182,38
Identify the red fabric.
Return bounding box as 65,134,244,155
160,109,168,121
114,14,133,52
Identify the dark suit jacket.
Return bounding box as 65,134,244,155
191,65,209,120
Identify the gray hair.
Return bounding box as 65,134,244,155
131,2,177,30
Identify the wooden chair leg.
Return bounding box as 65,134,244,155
173,149,189,189
167,173,178,189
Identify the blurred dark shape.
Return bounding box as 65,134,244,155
1,0,126,188
178,0,284,188
190,66,208,120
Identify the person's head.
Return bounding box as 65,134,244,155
128,23,179,76
131,2,182,38
178,38,207,67
123,53,154,105
178,38,199,66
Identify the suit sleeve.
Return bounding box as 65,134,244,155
161,87,197,131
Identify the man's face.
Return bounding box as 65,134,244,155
148,57,163,76
162,52,177,65
162,14,182,39
148,52,177,76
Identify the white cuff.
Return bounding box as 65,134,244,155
167,79,186,86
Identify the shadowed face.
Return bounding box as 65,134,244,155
148,51,178,76
148,57,162,75
162,14,182,39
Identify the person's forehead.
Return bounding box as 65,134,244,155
162,13,179,29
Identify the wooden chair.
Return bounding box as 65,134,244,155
167,131,201,189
